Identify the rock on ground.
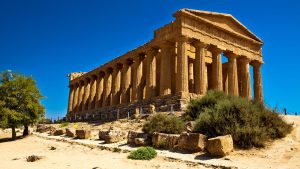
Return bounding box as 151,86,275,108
206,135,233,157
152,132,180,149
66,128,75,137
76,129,91,139
177,133,207,152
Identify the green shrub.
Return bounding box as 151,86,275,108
186,91,292,149
59,122,69,128
142,113,185,134
128,147,157,160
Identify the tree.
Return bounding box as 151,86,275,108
0,70,45,139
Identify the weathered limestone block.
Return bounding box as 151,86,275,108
132,107,140,119
177,133,207,152
76,129,91,139
36,125,56,133
152,132,180,149
134,138,148,146
207,135,233,157
53,129,64,136
185,121,195,133
127,131,149,146
103,130,127,143
99,130,109,140
66,128,75,137
149,104,156,114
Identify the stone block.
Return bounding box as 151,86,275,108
207,135,233,157
99,130,109,140
127,131,149,146
66,128,75,137
76,129,91,139
103,130,127,143
134,138,148,146
152,132,180,150
177,133,207,152
53,129,64,136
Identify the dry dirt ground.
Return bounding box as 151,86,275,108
0,115,300,169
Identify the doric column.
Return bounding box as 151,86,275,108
252,61,263,103
82,78,90,111
111,64,121,105
94,72,104,109
72,83,79,112
194,41,207,95
188,60,194,93
88,76,97,110
240,57,252,99
145,48,158,98
226,52,239,96
176,36,189,94
210,46,223,91
67,85,74,113
132,54,144,101
121,60,132,104
77,81,85,112
160,41,173,96
102,68,113,107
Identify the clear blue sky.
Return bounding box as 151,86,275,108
0,0,299,118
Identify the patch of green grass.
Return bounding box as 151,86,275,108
59,122,69,128
128,147,157,160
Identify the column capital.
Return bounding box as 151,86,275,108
97,71,105,78
251,60,263,68
133,53,145,62
176,35,190,43
239,56,251,64
193,40,207,48
224,51,238,60
146,48,158,56
209,45,223,55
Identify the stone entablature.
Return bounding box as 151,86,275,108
66,9,264,121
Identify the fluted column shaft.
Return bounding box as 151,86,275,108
95,73,104,109
211,47,223,91
253,61,263,103
111,65,121,105
82,79,90,111
145,48,157,98
72,83,79,112
121,62,131,104
68,85,74,113
226,53,239,96
160,42,173,95
132,55,144,101
240,58,252,99
102,69,112,107
88,76,97,110
77,81,85,112
176,36,189,94
194,41,207,95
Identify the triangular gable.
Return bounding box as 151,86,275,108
177,9,263,44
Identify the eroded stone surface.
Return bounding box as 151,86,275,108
177,133,207,152
152,132,180,150
76,129,91,139
207,135,233,157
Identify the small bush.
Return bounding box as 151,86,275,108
142,113,185,134
186,91,292,149
128,147,157,160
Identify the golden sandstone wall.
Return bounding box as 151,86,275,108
66,9,264,121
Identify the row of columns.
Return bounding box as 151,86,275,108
68,36,264,114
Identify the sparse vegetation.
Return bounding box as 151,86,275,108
185,90,292,149
128,147,157,160
142,113,185,134
59,122,69,128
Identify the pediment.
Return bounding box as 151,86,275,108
175,9,263,44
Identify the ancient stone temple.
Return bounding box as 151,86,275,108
66,9,264,121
